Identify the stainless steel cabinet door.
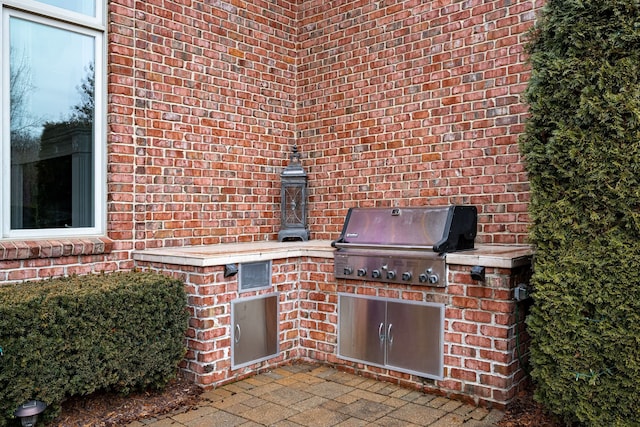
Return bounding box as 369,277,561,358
232,293,279,369
338,294,386,365
386,300,443,379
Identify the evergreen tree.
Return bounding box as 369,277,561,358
521,1,640,425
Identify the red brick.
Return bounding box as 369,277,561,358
451,368,477,382
464,310,493,323
466,335,492,349
465,359,491,372
481,374,509,388
480,300,514,313
480,349,512,364
451,345,477,357
467,286,493,298
452,296,480,309
481,325,511,339
452,321,479,334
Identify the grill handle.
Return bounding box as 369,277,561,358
235,324,241,344
332,242,435,251
331,236,344,248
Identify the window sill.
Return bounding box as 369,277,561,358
0,237,114,261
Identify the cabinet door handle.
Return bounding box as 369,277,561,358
235,324,241,344
387,323,394,345
378,322,385,342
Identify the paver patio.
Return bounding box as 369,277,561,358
127,364,504,427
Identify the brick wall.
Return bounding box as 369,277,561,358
0,238,125,282
107,0,540,252
298,0,540,244
108,0,299,252
1,0,541,280
1,0,302,278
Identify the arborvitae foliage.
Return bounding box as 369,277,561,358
520,1,640,425
0,271,189,426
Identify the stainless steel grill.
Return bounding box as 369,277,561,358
332,206,477,286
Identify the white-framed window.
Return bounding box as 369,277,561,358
1,0,105,239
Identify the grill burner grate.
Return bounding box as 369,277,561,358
332,206,477,286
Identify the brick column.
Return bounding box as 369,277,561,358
442,264,531,406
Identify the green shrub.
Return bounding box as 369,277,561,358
0,271,189,426
521,1,640,425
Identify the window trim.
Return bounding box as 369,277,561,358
2,0,104,30
1,3,106,240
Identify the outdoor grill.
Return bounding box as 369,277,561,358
332,205,477,287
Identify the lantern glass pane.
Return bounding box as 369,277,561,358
284,186,303,225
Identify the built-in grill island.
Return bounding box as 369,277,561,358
135,203,533,408
332,205,477,286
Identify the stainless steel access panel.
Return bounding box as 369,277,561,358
338,294,444,380
231,293,279,369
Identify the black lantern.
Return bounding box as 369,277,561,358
278,145,309,241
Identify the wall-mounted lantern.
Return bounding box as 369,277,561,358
278,145,309,242
14,400,47,427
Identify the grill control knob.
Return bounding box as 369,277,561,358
402,272,412,281
386,270,396,280
421,268,439,284
343,266,353,275
357,268,367,277
372,269,382,279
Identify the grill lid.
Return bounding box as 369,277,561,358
332,205,477,253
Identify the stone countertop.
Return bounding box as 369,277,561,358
132,240,335,267
445,244,534,268
133,240,533,269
